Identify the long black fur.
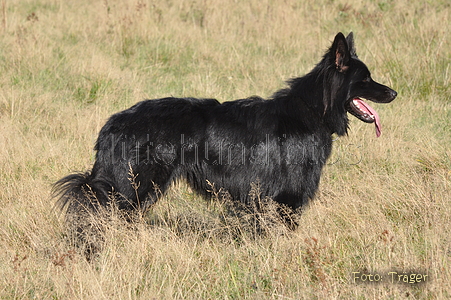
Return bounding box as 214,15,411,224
53,32,396,231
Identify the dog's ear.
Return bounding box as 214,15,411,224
332,32,350,72
346,32,357,58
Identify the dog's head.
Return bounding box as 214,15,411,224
328,32,397,137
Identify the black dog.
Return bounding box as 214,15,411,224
54,32,396,228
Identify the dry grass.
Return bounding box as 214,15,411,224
1,0,450,298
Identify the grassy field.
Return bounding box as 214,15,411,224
1,0,450,298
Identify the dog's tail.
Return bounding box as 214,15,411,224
52,169,114,215
52,169,118,259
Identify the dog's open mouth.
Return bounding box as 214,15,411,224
347,98,381,137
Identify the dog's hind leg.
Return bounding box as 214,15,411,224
272,192,310,230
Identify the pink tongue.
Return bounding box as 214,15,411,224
355,99,381,137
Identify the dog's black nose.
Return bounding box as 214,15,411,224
389,89,397,99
